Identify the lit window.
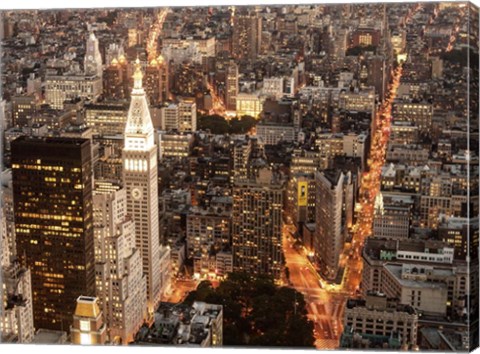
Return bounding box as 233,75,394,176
80,332,92,345
80,320,91,331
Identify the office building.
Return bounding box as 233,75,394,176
438,214,476,260
12,136,96,331
287,173,316,227
92,181,147,344
45,74,102,110
262,77,285,100
122,59,166,315
186,204,232,261
236,93,263,118
11,95,38,128
157,131,194,161
315,170,345,281
341,293,418,349
1,260,35,343
160,99,197,132
225,61,238,111
84,102,128,136
392,101,433,132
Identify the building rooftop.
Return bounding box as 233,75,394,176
134,301,222,346
32,329,67,344
383,263,450,290
74,296,101,318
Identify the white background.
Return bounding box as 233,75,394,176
1,0,479,354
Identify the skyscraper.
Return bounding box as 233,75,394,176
84,32,103,78
103,58,126,101
92,181,147,343
232,13,262,61
144,56,169,106
225,61,238,111
122,59,163,315
232,168,283,279
315,169,345,281
11,136,96,331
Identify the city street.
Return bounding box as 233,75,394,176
283,227,346,349
162,278,199,303
282,23,410,349
146,8,169,61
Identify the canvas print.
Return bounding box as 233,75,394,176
0,1,478,351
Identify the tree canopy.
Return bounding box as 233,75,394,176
184,272,315,347
346,45,377,56
441,48,478,69
198,115,257,135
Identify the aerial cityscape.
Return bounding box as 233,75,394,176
0,2,478,350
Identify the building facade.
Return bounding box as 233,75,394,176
92,181,147,344
12,136,96,331
315,170,345,281
232,168,283,279
122,60,167,315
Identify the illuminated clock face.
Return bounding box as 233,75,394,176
88,55,93,61
131,188,143,201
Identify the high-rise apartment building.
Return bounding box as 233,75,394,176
178,98,197,132
144,56,169,106
160,99,197,132
11,136,96,331
225,61,238,111
186,206,231,259
103,59,127,101
122,60,166,315
232,13,262,61
232,138,252,182
232,168,283,279
92,181,147,344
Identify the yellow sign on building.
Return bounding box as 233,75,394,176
298,181,308,206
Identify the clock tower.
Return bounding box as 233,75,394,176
84,31,103,78
122,59,162,315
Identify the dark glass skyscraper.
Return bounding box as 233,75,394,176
11,136,95,331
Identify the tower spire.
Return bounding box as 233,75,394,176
133,58,143,90
124,58,154,149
